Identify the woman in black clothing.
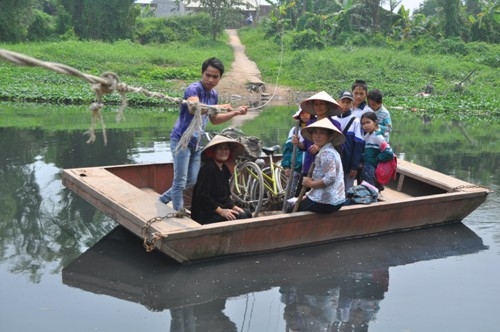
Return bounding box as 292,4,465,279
190,135,252,224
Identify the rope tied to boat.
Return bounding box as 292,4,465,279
0,48,231,145
142,210,190,252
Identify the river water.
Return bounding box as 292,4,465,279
1,105,499,332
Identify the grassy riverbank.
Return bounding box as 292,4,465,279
238,27,500,121
1,31,499,122
0,39,233,106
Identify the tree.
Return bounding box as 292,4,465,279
60,0,136,41
0,0,34,42
468,0,500,42
439,0,462,38
184,0,248,40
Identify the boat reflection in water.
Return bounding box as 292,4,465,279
63,222,487,331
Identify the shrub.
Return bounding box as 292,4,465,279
368,33,387,47
290,29,325,50
410,37,439,56
134,14,214,45
27,10,55,41
438,37,468,56
463,42,500,68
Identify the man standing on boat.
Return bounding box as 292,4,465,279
159,57,248,211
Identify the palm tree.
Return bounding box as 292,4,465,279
468,0,500,43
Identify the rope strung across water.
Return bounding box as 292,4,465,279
0,48,230,146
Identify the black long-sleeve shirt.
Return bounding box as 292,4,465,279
191,160,234,222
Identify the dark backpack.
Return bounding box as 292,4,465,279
346,183,379,204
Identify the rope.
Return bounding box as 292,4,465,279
246,26,286,112
0,48,230,145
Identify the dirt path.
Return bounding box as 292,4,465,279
217,29,296,127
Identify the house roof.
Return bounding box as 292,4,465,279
187,0,270,9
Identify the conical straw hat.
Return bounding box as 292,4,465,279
201,135,245,161
301,118,345,146
300,91,342,117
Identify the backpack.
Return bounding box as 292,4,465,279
375,142,397,185
346,183,379,204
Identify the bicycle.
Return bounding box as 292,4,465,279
206,127,288,216
229,143,288,216
258,145,288,212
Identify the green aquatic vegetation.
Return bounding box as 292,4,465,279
0,39,233,106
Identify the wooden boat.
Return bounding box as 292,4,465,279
61,159,490,263
62,223,487,311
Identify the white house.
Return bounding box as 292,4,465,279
135,0,269,18
135,0,185,17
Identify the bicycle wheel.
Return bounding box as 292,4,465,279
261,166,288,210
230,161,264,217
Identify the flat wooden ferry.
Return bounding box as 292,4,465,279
61,159,490,263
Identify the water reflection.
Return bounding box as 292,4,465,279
63,223,487,331
0,127,143,282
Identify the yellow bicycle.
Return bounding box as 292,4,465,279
206,128,287,216
229,145,287,216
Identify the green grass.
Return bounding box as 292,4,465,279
0,38,233,105
238,27,500,122
1,31,499,123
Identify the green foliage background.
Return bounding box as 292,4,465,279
238,27,499,122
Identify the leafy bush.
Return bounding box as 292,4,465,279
463,42,500,68
368,33,388,47
290,29,325,50
410,37,439,55
135,18,177,44
134,14,214,45
27,10,55,41
438,38,468,56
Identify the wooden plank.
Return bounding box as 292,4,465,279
396,159,480,191
378,187,413,201
62,168,201,236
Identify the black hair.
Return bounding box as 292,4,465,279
361,111,378,123
367,89,383,104
351,79,368,92
202,57,225,76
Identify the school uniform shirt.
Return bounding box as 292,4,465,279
362,132,395,167
373,104,392,142
170,81,218,148
333,110,365,172
191,160,234,222
307,143,345,206
351,101,373,119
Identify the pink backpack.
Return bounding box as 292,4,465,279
375,142,397,185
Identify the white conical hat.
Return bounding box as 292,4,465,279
201,135,245,161
301,118,345,146
300,91,342,117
